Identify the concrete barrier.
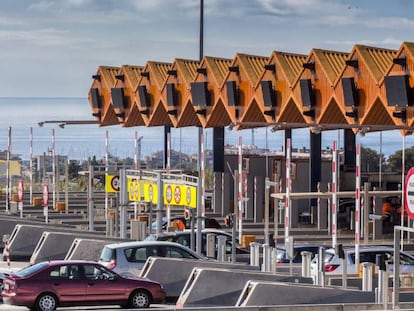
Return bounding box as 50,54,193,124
29,232,128,264
30,232,78,264
175,267,312,308
1,220,131,262
236,280,375,306
140,257,260,298
2,224,46,261
64,238,109,261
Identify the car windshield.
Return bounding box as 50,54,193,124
100,247,116,262
400,253,414,265
15,262,49,278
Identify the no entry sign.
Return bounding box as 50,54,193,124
43,184,49,207
405,167,414,221
18,179,24,202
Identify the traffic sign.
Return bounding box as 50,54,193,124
186,186,191,205
18,179,24,202
405,167,414,220
174,186,181,204
165,185,172,204
105,174,120,192
43,184,49,207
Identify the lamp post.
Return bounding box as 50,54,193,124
38,120,98,128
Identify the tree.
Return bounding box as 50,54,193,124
360,146,384,172
387,146,414,173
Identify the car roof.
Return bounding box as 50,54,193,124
326,245,412,254
150,228,231,237
277,244,326,250
36,260,100,266
103,240,201,251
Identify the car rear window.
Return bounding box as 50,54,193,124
16,262,49,278
100,247,116,263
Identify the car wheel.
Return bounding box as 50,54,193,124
129,289,151,308
35,293,57,311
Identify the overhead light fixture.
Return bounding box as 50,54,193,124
167,109,177,116
228,122,236,131
303,109,315,120
197,67,207,74
358,127,370,137
141,71,150,78
92,112,101,118
310,126,321,134
270,125,282,133
116,112,125,119
345,59,358,68
195,109,206,116
228,66,239,73
345,107,358,122
264,64,276,72
167,69,177,76
393,56,407,68
393,108,407,123
302,61,315,71
115,74,125,81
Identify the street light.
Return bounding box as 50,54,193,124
38,120,98,127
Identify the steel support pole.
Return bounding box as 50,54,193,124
88,165,94,232
119,169,127,238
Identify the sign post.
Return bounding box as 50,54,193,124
43,183,49,223
18,179,24,218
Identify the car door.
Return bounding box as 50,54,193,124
84,264,126,302
49,264,86,303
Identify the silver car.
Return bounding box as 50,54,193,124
99,241,206,277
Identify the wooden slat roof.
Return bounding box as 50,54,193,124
88,42,414,132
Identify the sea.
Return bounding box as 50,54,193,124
0,97,412,162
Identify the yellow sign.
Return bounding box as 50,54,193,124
105,174,120,193
113,175,197,207
128,179,141,202
143,182,158,204
163,184,197,208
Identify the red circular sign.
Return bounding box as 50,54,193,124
174,186,181,204
18,179,24,202
166,185,172,204
186,187,191,205
43,184,49,207
405,167,414,221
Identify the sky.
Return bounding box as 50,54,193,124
0,0,413,97
0,0,414,160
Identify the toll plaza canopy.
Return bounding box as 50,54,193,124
88,42,414,134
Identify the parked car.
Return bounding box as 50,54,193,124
145,228,249,258
1,260,166,310
310,246,414,278
99,241,206,277
276,244,325,264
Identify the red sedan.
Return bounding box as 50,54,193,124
1,260,166,310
